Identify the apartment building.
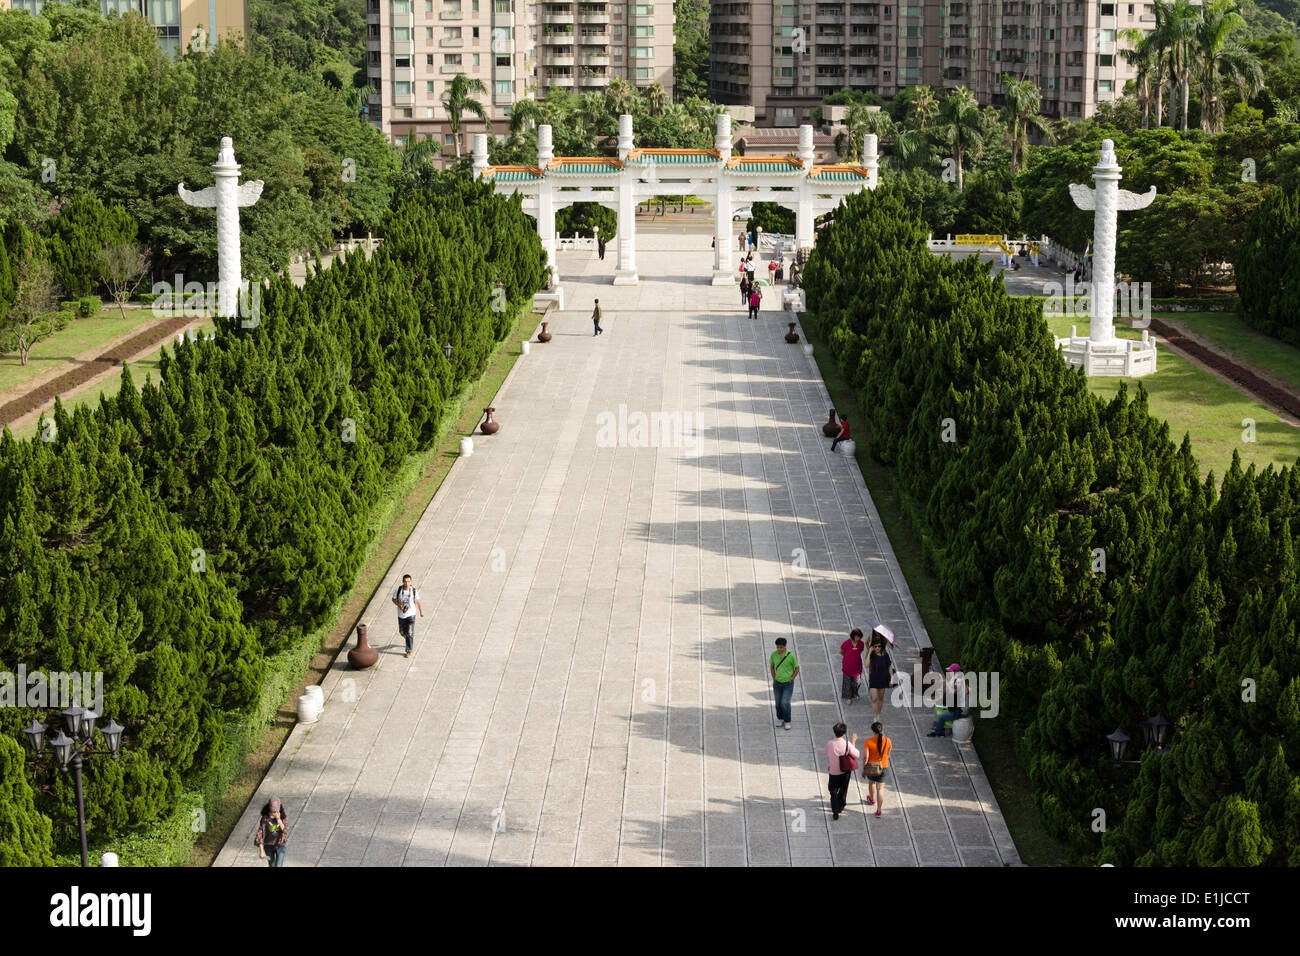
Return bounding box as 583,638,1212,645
1,0,249,56
711,0,1154,126
367,0,675,149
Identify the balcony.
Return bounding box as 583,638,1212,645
548,11,576,23
581,49,609,62
442,62,469,72
578,73,609,86
441,37,465,46
578,31,608,42
441,9,464,18
545,53,575,65
546,74,576,86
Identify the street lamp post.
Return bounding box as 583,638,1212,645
1105,713,1174,769
22,708,125,867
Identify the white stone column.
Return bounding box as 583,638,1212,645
614,113,638,284
795,124,816,250
471,133,489,180
863,133,879,190
537,125,558,288
713,114,734,283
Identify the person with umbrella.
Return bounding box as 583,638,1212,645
866,621,896,722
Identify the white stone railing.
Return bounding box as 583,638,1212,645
1040,236,1090,277
927,233,1033,252
555,233,599,251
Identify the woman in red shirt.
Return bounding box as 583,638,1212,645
840,627,866,704
831,415,850,452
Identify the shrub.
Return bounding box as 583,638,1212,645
77,296,101,317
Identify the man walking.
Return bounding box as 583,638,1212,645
748,285,762,319
597,236,606,260
770,637,799,730
392,573,424,658
593,298,604,335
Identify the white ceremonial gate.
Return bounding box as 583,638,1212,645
471,114,880,296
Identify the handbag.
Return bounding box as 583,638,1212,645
839,740,858,774
864,738,889,779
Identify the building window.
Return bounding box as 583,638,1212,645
495,80,512,94
396,55,412,67
632,67,652,79
632,3,653,12
396,81,413,94
473,27,480,37
446,53,463,64
427,53,435,64
427,0,434,10
631,25,653,36
1100,28,1114,42
427,27,434,38
630,45,652,57
1099,53,1113,66
496,55,512,66
394,26,412,40
445,134,457,146
427,81,435,92
427,107,436,117
1100,2,1114,13
1099,79,1113,92
495,0,512,10
392,0,412,11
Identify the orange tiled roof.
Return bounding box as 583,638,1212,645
626,147,723,159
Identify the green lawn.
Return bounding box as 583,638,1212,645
1159,311,1300,396
10,321,215,441
0,308,152,394
1047,315,1300,480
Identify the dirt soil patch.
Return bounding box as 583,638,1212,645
0,317,192,426
1149,317,1300,420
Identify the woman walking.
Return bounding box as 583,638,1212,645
255,798,289,867
866,633,894,721
860,721,892,817
825,723,859,821
740,273,750,306
840,627,866,704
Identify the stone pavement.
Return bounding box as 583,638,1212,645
215,233,1020,867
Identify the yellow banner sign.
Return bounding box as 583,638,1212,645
954,234,1005,246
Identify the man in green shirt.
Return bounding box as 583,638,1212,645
769,637,799,730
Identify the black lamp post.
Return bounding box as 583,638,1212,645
22,709,125,867
1106,714,1173,769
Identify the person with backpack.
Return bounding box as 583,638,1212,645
825,723,859,821
860,721,892,817
769,637,799,730
255,798,289,867
747,285,762,319
866,633,895,720
392,573,424,658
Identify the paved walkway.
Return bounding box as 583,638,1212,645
216,234,1020,867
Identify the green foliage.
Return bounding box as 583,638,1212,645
77,295,101,317
802,183,1300,865
1236,185,1300,340
0,173,545,861
746,202,795,236
0,10,397,283
42,194,136,298
556,202,616,240
0,737,53,866
673,0,709,99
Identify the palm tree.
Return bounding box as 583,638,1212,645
1149,0,1174,127
645,81,668,117
441,73,490,158
341,84,375,121
400,136,442,178
1219,40,1265,115
907,84,940,128
931,86,985,191
508,97,546,135
1118,27,1157,128
605,77,638,116
1196,0,1247,133
1164,0,1202,130
1000,74,1053,173
835,104,895,162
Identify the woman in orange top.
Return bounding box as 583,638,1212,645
860,721,893,817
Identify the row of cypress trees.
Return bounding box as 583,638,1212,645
0,176,545,863
803,184,1299,866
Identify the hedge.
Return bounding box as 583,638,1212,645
803,184,1300,865
0,174,546,862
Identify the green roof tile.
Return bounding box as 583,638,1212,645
551,163,620,175
635,152,718,164
809,170,869,181
493,170,542,182
729,162,803,174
